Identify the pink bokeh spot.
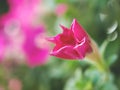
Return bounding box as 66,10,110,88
8,78,22,90
55,4,68,16
48,19,92,60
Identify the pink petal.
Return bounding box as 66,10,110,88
74,37,92,59
0,36,5,60
56,25,76,45
49,30,75,52
60,24,69,34
26,47,48,67
48,25,75,45
23,26,49,67
48,19,92,60
6,0,40,26
71,19,89,42
50,45,80,59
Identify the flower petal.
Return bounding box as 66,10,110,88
23,26,49,67
71,19,89,42
74,37,92,59
60,24,69,34
48,19,92,60
48,25,75,46
50,45,81,59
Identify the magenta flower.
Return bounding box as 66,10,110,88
23,26,49,67
0,12,24,61
0,0,49,67
7,0,40,26
0,35,5,61
48,19,92,60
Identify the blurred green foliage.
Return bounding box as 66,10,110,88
0,0,120,90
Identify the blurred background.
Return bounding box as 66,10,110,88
0,0,120,90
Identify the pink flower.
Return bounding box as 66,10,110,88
0,0,49,67
0,36,5,61
48,19,92,59
7,0,40,26
0,13,24,61
55,4,68,16
23,26,49,67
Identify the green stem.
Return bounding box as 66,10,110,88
85,39,110,80
96,58,109,72
86,57,110,81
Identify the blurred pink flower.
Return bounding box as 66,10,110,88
0,35,5,61
0,13,24,61
6,0,40,26
8,78,22,90
0,0,49,67
48,19,92,59
22,26,49,67
55,4,68,16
